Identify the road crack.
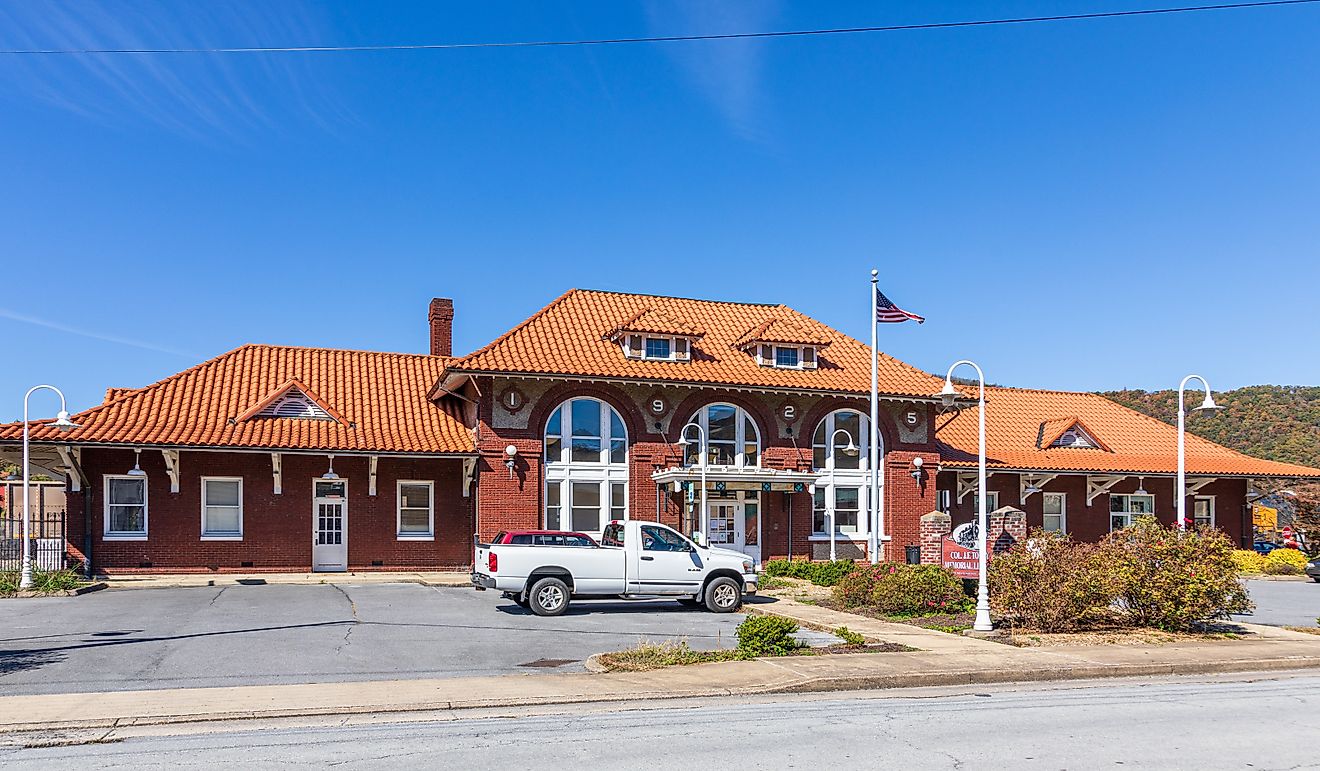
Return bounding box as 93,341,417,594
330,584,360,652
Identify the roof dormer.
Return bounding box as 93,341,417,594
733,316,830,370
237,379,345,423
1038,417,1110,451
604,307,704,363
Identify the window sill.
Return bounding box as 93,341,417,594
103,535,148,541
202,536,243,541
397,535,435,541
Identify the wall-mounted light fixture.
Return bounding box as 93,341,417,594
910,456,924,485
505,444,518,478
322,454,339,480
127,448,147,477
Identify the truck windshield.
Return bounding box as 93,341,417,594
640,525,689,552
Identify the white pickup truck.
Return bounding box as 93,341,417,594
471,520,758,616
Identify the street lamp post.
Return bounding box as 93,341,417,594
1176,374,1221,532
677,422,708,546
939,361,992,633
19,385,79,590
827,428,859,562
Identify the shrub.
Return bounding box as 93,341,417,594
1102,517,1252,631
1266,548,1308,573
0,568,80,596
834,626,866,646
736,614,801,657
1231,549,1267,574
1263,561,1303,575
761,558,857,587
989,531,1119,632
832,561,967,615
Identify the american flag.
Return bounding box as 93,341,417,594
876,290,925,324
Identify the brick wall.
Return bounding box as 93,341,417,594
75,448,473,573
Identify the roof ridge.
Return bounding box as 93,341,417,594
242,343,451,361
573,287,779,308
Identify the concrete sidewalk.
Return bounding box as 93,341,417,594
96,571,472,590
4,599,1320,735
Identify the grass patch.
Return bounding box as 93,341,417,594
1286,626,1320,636
757,576,792,591
0,568,82,597
595,641,741,672
834,626,866,646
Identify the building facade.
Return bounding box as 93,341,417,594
3,290,1317,574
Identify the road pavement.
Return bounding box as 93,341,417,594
4,674,1314,768
1234,578,1320,627
0,583,747,695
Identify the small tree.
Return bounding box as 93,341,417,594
989,531,1118,632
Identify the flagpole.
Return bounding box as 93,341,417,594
869,269,881,564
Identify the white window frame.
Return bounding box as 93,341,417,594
1192,495,1215,528
972,491,1000,514
684,403,760,469
755,344,817,370
544,397,630,534
812,409,872,473
200,476,244,541
811,484,870,539
622,334,691,362
1109,493,1156,531
396,480,435,540
1041,492,1066,534
104,474,148,541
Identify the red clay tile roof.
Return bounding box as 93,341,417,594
603,306,705,341
936,387,1320,477
448,289,944,398
0,345,473,455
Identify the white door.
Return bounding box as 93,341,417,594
632,523,703,595
313,480,348,572
707,500,761,564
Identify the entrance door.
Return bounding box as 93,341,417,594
313,479,348,572
707,499,761,564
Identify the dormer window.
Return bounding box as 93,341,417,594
605,307,703,364
622,334,691,362
1038,417,1111,451
753,344,817,369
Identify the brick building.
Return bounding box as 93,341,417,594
3,289,1317,574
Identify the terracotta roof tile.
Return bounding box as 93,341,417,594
0,345,473,455
937,387,1320,477
731,316,833,350
603,307,704,340
449,289,944,397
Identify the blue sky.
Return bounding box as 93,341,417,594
2,1,1318,422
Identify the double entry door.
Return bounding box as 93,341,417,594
313,480,348,572
706,499,760,563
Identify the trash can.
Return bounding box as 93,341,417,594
905,545,921,565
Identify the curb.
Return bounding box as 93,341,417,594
4,655,1319,735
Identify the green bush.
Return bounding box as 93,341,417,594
834,626,866,646
761,558,857,587
1231,549,1266,574
736,614,801,657
1263,561,1303,575
989,531,1119,632
1103,517,1252,631
831,561,967,615
1266,548,1308,573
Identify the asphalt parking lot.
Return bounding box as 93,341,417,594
0,583,749,696
1232,578,1320,627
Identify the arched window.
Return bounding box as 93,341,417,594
682,403,760,468
812,409,871,472
543,398,628,534
811,409,878,537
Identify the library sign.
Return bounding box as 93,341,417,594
941,523,981,579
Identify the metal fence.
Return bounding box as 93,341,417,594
0,482,69,572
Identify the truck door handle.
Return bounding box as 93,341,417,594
640,555,654,561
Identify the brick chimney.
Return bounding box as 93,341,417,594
428,298,454,357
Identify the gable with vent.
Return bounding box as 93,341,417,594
1037,417,1111,451
237,379,344,424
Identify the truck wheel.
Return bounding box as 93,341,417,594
703,577,742,613
529,577,571,617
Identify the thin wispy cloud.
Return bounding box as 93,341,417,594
644,0,783,143
0,1,351,139
0,308,198,358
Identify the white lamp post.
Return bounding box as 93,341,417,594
677,422,708,547
939,361,992,633
827,428,859,562
20,385,79,589
1176,374,1221,532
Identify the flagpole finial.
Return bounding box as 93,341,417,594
870,269,878,279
